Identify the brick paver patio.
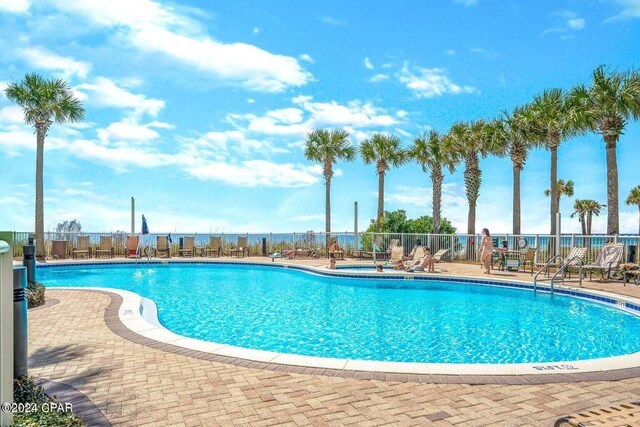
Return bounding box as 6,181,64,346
27,259,640,426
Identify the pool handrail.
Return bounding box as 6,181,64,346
550,256,585,294
534,255,562,294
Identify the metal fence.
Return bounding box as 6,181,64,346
10,231,640,264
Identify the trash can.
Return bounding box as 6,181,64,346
628,245,637,263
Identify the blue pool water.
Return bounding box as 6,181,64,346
39,263,640,364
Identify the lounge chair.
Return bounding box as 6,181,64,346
433,248,449,263
562,247,588,279
125,235,140,258
72,235,91,259
179,236,195,257
229,236,249,258
327,237,344,260
95,236,114,259
404,246,425,268
386,246,404,265
156,235,171,258
554,401,640,426
384,239,400,259
204,236,222,257
366,237,384,260
582,243,625,281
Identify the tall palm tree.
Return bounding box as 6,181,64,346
304,128,356,234
5,73,85,258
408,130,457,234
544,179,575,215
524,88,580,236
489,106,536,235
360,133,408,229
570,66,640,235
583,199,605,235
447,120,498,235
626,186,640,235
571,199,588,236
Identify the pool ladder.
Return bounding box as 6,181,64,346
534,255,584,295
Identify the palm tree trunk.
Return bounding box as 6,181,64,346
377,171,385,229
512,163,521,235
638,205,640,236
431,166,443,234
325,177,331,234
604,135,619,235
464,153,480,235
587,212,592,236
549,145,558,236
35,126,45,258
580,214,587,236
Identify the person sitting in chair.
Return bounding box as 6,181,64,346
329,240,341,258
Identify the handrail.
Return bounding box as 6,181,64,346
550,256,585,294
534,255,562,294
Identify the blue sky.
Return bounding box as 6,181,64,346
0,0,639,234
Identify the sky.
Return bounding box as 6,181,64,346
0,0,639,235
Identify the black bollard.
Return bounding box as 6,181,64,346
13,267,28,378
23,239,36,286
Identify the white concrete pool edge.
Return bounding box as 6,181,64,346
51,282,640,377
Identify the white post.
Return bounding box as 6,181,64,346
0,232,14,426
556,212,561,261
131,197,135,234
354,202,358,250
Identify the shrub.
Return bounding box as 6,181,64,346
26,282,45,309
13,376,83,427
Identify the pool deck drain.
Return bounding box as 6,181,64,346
26,258,640,425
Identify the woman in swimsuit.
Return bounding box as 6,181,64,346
480,228,494,274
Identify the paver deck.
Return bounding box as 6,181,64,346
27,259,640,426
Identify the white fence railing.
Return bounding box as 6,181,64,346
0,232,13,426
10,231,640,264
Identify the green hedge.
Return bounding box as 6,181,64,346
27,282,45,309
13,376,83,427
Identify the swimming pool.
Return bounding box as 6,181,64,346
39,262,640,365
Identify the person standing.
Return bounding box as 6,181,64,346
480,228,494,274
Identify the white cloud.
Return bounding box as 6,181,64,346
370,74,389,83
0,196,28,206
252,27,260,34
97,120,172,144
299,53,314,63
187,160,321,187
75,77,165,117
0,106,25,124
469,47,500,59
0,0,29,13
364,57,374,69
397,63,476,98
0,130,35,155
567,18,585,29
49,0,312,92
319,16,346,26
292,95,399,128
18,46,92,79
606,0,640,21
445,49,456,56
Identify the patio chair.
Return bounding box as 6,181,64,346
328,237,344,260
554,401,640,426
433,248,449,263
179,236,196,257
125,235,140,258
562,247,588,279
582,243,625,281
156,235,171,258
384,239,400,260
404,246,425,268
95,236,114,259
366,237,383,260
204,236,222,257
229,236,249,258
386,246,404,265
72,235,91,259
520,247,537,275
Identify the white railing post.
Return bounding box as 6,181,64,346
0,231,14,427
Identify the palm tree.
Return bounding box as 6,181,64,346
626,186,640,235
5,73,85,258
544,179,574,215
583,199,605,235
360,133,408,229
570,66,640,235
447,120,498,235
408,130,457,234
304,128,356,234
571,199,588,236
489,106,536,235
524,88,580,236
